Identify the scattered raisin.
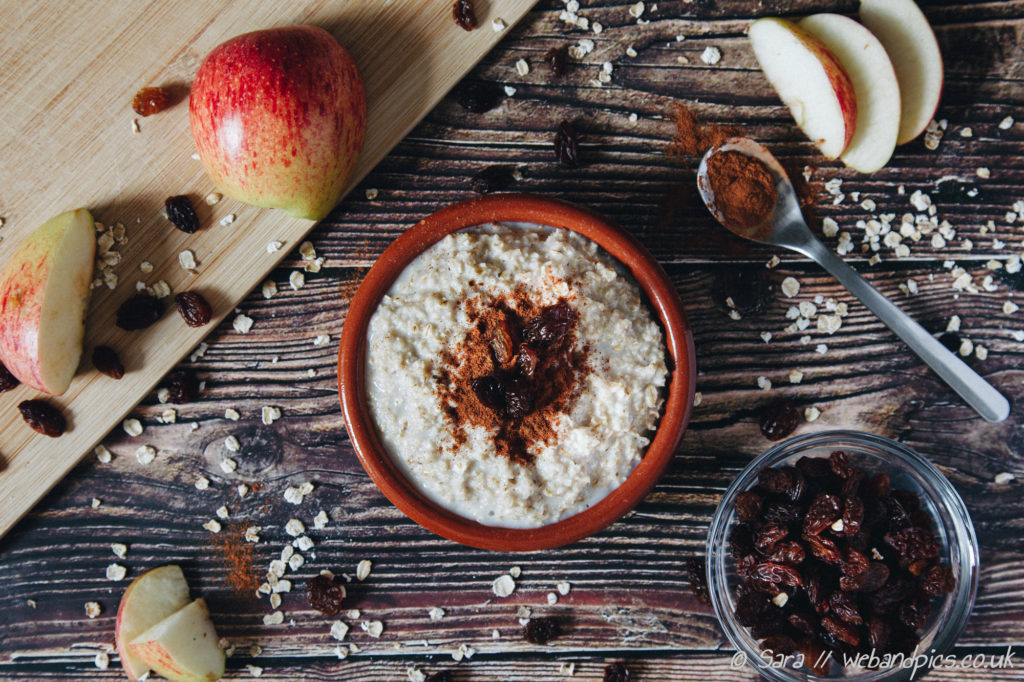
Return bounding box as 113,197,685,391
502,374,534,420
472,375,506,412
759,398,800,441
165,195,200,234
515,345,538,377
92,346,125,379
116,294,164,330
175,291,213,327
921,565,955,596
523,302,577,348
753,523,788,553
454,80,504,113
829,450,853,479
545,46,568,76
18,399,65,437
0,362,20,392
753,562,802,587
827,591,864,625
840,562,890,593
898,592,931,629
821,615,860,646
734,490,763,522
306,575,346,617
553,120,580,168
452,0,476,30
164,369,199,404
132,86,171,116
757,467,792,494
471,165,516,194
803,493,841,535
803,533,842,564
523,616,562,644
686,556,711,606
603,662,630,682
764,541,805,566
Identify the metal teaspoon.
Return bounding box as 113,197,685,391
696,136,1010,423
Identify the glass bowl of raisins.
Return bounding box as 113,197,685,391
706,430,979,680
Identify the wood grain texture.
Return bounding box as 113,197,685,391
2,0,1024,680
0,0,539,539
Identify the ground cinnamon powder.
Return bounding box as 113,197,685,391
668,101,737,159
436,292,589,466
217,522,259,600
705,150,779,239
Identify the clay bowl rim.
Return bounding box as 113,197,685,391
338,193,696,551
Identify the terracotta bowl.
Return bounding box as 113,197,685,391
338,193,696,551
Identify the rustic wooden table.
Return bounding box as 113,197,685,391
1,1,1022,680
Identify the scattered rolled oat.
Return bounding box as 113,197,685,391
408,668,426,682
106,564,127,581
225,435,241,452
204,192,222,206
220,458,238,473
976,167,991,179
195,476,211,490
85,601,102,618
263,611,284,625
999,116,1014,130
428,607,445,621
219,214,236,226
216,505,230,519
313,334,331,346
285,518,306,537
362,620,384,638
111,543,128,559
804,406,821,422
289,271,305,290
700,46,722,65
628,1,645,19
357,559,372,581
233,314,254,333
781,276,800,298
224,408,240,421
246,664,264,678
294,536,315,552
314,510,330,528
547,592,558,605
1004,301,1019,315
135,445,156,465
94,445,113,463
266,241,283,253
757,376,772,391
556,581,571,595
788,370,804,384
204,519,222,533
995,472,1015,484
26,599,37,608
95,652,110,670
693,391,703,406
122,418,143,437
331,620,350,641
559,662,576,676
515,58,530,76
178,250,197,270
493,574,516,597
245,526,261,543
492,17,507,31
261,280,278,299
261,405,282,425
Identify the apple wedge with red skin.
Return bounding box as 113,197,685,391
189,25,366,221
115,564,192,680
799,14,901,173
0,208,95,394
859,0,944,145
749,17,857,160
129,598,225,682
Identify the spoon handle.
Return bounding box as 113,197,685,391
799,237,1010,423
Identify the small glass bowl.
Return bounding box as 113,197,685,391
706,431,979,681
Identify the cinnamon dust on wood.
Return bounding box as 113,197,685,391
668,101,738,160
216,522,259,600
436,292,589,466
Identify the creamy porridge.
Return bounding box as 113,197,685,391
365,223,668,528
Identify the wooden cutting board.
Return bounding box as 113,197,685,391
0,0,537,539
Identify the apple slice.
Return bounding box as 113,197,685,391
798,13,901,173
0,208,95,394
130,598,225,682
115,565,192,681
859,0,944,144
749,17,857,159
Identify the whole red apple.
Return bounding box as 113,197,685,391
189,25,366,221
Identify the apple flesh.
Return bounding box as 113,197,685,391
859,0,944,144
0,208,95,394
749,17,857,159
115,564,192,681
799,14,901,173
129,598,225,682
189,25,367,221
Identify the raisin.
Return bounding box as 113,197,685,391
502,374,534,420
523,302,577,348
603,662,630,682
0,361,21,392
921,565,955,596
454,80,504,113
175,291,213,327
753,524,788,553
841,562,889,593
132,86,171,116
760,633,798,656
734,490,763,522
803,494,841,535
898,592,931,629
764,541,805,566
762,501,801,525
164,195,200,234
884,526,939,561
839,496,864,536
803,533,842,564
736,554,758,579
116,294,165,330
783,466,806,502
18,399,66,437
821,615,860,646
753,562,802,587
452,0,476,30
515,345,538,377
862,472,890,498
759,398,800,441
686,556,711,606
92,346,125,379
797,636,831,675
545,46,568,76
787,612,818,636
471,165,516,194
553,120,580,168
472,375,505,411
757,467,792,495
840,548,868,577
827,591,863,625
489,320,515,368
731,526,755,559
735,591,769,626
306,575,346,617
829,450,853,479
868,616,891,651
523,616,562,644
795,455,832,481
164,369,199,404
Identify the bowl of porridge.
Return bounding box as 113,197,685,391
338,193,695,550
